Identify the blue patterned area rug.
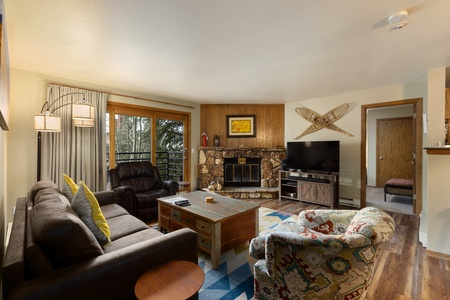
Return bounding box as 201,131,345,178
198,207,297,300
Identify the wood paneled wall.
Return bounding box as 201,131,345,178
200,104,285,148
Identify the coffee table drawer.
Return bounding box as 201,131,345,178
170,208,181,222
160,215,170,229
169,221,182,231
160,204,170,217
182,213,196,229
196,219,211,234
198,233,211,250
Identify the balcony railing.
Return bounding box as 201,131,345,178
113,151,184,181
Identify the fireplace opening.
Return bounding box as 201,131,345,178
223,158,261,187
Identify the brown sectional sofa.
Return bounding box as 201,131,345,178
2,180,198,300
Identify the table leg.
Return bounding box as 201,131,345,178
211,222,221,269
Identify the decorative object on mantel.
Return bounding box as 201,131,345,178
201,132,208,147
214,135,220,147
226,115,256,137
294,103,353,139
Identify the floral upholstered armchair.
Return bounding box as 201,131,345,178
249,207,395,300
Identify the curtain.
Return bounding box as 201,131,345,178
40,84,108,191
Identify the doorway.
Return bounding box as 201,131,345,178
361,98,422,216
376,117,414,187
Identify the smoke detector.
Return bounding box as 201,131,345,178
388,10,408,23
391,21,409,30
388,10,409,30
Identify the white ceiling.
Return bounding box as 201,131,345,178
5,0,450,104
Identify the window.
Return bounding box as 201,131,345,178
107,103,191,182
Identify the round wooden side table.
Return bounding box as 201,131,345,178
134,260,204,300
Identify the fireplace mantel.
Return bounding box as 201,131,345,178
197,147,286,197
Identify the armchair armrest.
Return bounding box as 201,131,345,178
111,186,136,215
249,220,299,259
156,180,179,195
298,209,358,234
6,228,198,300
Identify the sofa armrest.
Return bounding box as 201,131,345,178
6,228,198,300
156,180,179,195
93,191,116,206
111,186,136,215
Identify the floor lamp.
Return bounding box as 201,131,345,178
35,92,95,181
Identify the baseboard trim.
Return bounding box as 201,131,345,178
426,249,450,260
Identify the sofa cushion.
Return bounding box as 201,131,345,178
30,198,104,268
104,228,163,253
34,188,68,206
118,161,158,192
101,203,129,219
71,181,111,246
26,210,55,278
62,173,78,201
30,179,58,200
107,214,150,241
135,189,169,209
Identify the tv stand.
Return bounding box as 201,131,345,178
279,170,339,208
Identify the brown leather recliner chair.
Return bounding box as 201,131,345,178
109,161,179,221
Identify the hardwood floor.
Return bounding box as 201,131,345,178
241,198,450,300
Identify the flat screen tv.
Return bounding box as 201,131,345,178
286,141,340,173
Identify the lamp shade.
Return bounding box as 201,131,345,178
34,111,61,132
74,118,95,127
72,102,95,120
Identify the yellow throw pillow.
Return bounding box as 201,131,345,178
71,181,111,247
62,173,78,201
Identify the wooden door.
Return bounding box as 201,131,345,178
376,117,414,187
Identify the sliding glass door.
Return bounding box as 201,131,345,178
107,103,190,183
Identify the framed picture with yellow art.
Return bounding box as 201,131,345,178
226,115,256,137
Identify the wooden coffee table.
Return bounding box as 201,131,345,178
134,260,204,300
157,191,260,269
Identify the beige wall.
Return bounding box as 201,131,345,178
1,2,10,268
285,82,428,202
425,68,450,254
5,68,201,223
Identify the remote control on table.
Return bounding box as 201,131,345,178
175,200,189,206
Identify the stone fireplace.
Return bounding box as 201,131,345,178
197,147,286,199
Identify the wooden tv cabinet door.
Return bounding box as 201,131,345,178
299,181,334,206
279,170,339,208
